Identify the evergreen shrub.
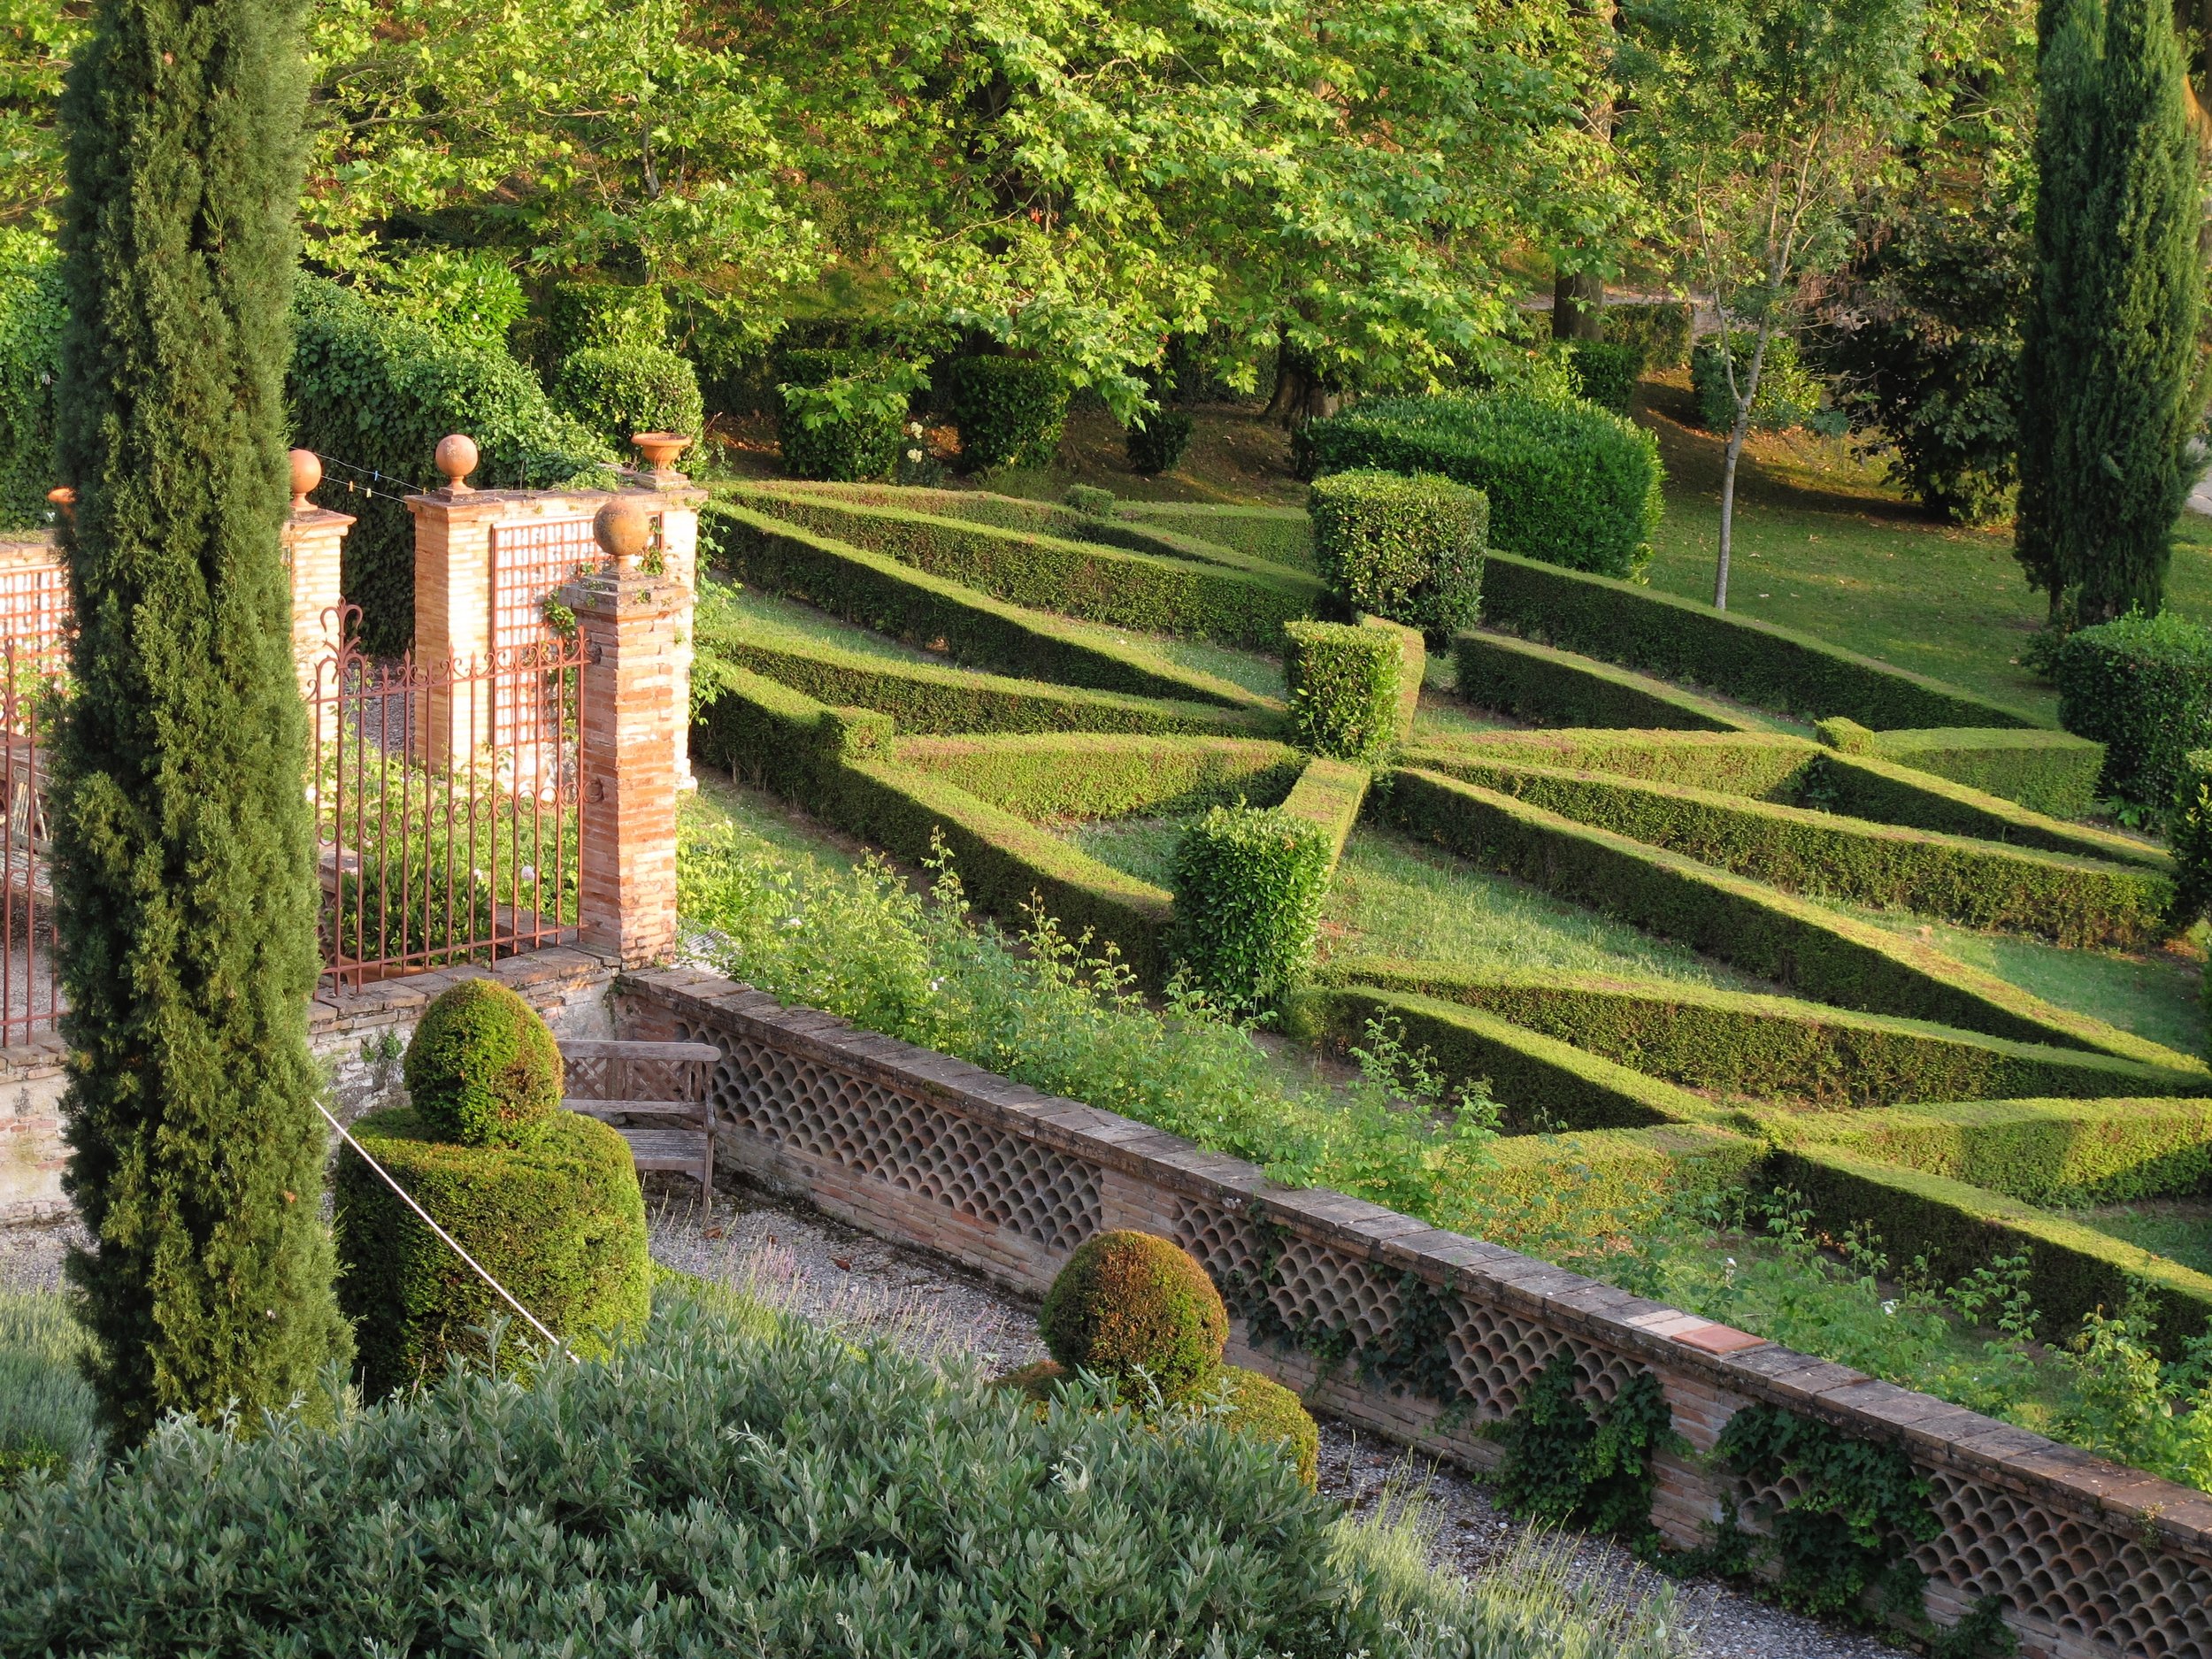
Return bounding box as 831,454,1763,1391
1284,620,1402,762
1411,729,1817,799
2055,610,2212,806
0,230,62,529
774,348,907,482
2169,748,2212,923
402,979,564,1148
1450,629,1751,733
1813,749,2167,869
1171,804,1333,1007
1126,408,1194,475
1307,469,1486,632
1603,301,1693,369
1208,1365,1319,1487
554,343,703,447
1301,392,1662,580
1064,483,1115,516
1041,1231,1228,1406
894,733,1301,822
1690,331,1823,433
1565,339,1643,415
947,356,1067,471
1850,726,2105,820
545,280,671,355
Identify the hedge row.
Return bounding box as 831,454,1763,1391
1114,503,1316,570
1365,617,1426,744
1317,959,2204,1108
1416,753,2171,948
888,733,1303,822
1749,1096,2212,1205
1279,757,1371,871
1816,749,2169,871
1479,1123,1764,1236
726,486,1323,651
1452,630,1761,733
1382,766,2197,1071
1406,729,1817,800
1770,1145,2212,1357
2055,610,2212,807
1285,622,1402,763
703,504,1273,712
1816,718,2105,821
1479,550,2040,730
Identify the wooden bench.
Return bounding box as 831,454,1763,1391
557,1038,723,1190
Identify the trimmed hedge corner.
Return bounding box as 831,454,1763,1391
1279,757,1370,870
1173,805,1335,1008
1307,469,1486,632
1452,629,1762,733
948,356,1067,471
2055,611,2212,807
1847,726,2106,821
1285,621,1401,763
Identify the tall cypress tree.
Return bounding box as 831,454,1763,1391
53,0,349,1437
2016,0,2203,621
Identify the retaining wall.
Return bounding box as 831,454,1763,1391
619,963,2212,1659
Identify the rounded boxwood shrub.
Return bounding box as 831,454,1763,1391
775,347,906,482
1126,407,1194,476
403,979,564,1149
1041,1230,1227,1405
1171,803,1334,1010
1283,619,1402,763
333,1104,650,1396
554,343,704,447
1209,1364,1319,1488
1307,469,1486,633
2056,610,2212,807
948,355,1067,471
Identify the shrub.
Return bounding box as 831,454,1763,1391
1285,619,1402,762
1041,1231,1228,1406
1126,407,1194,475
1853,726,2106,820
774,348,910,482
1301,392,1662,580
333,1104,650,1395
1691,331,1823,433
553,343,704,447
1307,469,1486,632
545,280,671,354
1565,340,1644,415
1171,803,1335,1007
1209,1364,1319,1487
1488,1350,1676,1544
894,733,1302,821
2169,748,2212,924
371,249,527,353
948,355,1067,471
1603,301,1693,369
2055,610,2212,806
0,229,63,530
1064,483,1115,515
1451,629,1749,733
402,979,565,1148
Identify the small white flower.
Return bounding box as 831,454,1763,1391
929,977,943,992
1882,1299,1899,1317
783,916,803,929
907,448,924,464
518,864,536,884
1724,1256,1736,1268
906,420,925,438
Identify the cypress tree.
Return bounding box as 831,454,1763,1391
52,0,349,1437
2016,0,2203,622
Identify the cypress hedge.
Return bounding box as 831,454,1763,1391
889,733,1303,821
1817,718,2106,821
1319,959,2205,1109
50,0,352,1436
1452,629,1761,733
1406,729,1817,799
1479,551,2041,729
725,487,1322,651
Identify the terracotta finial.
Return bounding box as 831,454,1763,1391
593,495,652,570
45,486,74,519
434,434,480,494
288,449,322,515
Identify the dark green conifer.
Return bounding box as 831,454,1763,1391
51,0,349,1437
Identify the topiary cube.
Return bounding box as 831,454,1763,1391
403,979,564,1149
1171,803,1334,1010
2056,611,2212,807
947,356,1067,471
774,348,906,482
1040,1230,1227,1406
1306,468,1486,633
1283,619,1402,763
1207,1364,1319,1488
553,344,704,448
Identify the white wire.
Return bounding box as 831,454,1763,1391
316,1100,578,1363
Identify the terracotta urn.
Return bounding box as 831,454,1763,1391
632,432,693,478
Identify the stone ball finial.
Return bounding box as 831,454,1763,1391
594,495,652,570
45,486,74,518
288,449,322,514
434,434,480,493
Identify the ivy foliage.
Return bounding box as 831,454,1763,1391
1487,1348,1681,1547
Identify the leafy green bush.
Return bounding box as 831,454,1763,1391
1301,392,1662,580
1041,1230,1228,1406
773,348,910,481
1565,340,1644,416
1208,1365,1319,1488
553,343,704,446
333,1104,650,1395
545,279,671,354
1115,502,1317,569
1451,629,1750,733
0,229,62,529
947,355,1067,470
370,249,526,352
1172,803,1334,1008
1064,483,1115,515
1308,470,1486,632
2169,748,2212,923
1691,331,1822,433
1411,729,1818,798
1127,407,1194,474
403,979,565,1148
2055,610,2212,807
1602,302,1693,369
1488,1350,1676,1545
1285,619,1402,762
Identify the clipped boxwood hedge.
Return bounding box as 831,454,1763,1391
1382,765,2195,1070
554,343,703,449
1566,340,1644,416
1318,959,2205,1109
1452,629,1759,733
1407,729,1817,799
1113,503,1316,570
703,504,1273,713
1818,719,2106,821
1479,550,2040,730
1420,752,2171,948
1307,469,1486,632
1172,805,1335,1008
1815,749,2170,871
1480,1122,1766,1233
1278,757,1369,869
1302,392,1662,580
890,733,1302,821
726,486,1321,652
773,349,908,483
1284,621,1401,763
2055,610,2212,807
947,356,1067,471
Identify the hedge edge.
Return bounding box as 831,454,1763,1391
1453,628,1766,734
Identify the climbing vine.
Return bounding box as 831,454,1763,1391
1488,1348,1682,1548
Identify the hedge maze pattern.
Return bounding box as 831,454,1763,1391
691,482,2212,1655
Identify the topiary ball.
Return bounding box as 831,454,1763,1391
403,979,563,1148
1207,1364,1319,1488
1041,1231,1227,1406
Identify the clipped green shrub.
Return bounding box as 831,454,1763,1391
1851,726,2106,820
1279,757,1371,869
1565,339,1644,415
1041,1231,1228,1406
333,1105,650,1395
948,356,1067,471
1172,804,1334,1008
554,343,704,447
403,979,565,1148
2055,610,2212,806
1209,1365,1319,1488
1302,392,1662,580
1409,729,1817,798
1307,469,1486,632
1451,629,1754,733
1113,503,1316,569
1691,331,1822,433
1815,749,2170,870
1064,483,1115,516
1126,408,1194,475
1284,620,1402,762
892,733,1302,821
2170,748,2212,922
0,229,63,530
773,348,908,482
545,280,671,355
371,249,527,353
1603,302,1693,369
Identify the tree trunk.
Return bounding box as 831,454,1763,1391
1553,272,1608,341
1266,346,1340,427
1714,325,1774,611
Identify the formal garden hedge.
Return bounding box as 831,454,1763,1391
1479,550,2040,730
1816,718,2105,820
1409,728,1816,797
1307,469,1486,631
1172,805,1337,1008
0,229,62,532
1453,630,1758,733
1284,621,1403,763
1814,748,2169,869
723,485,1322,650
1112,503,1316,568
889,733,1302,821
2055,610,2212,807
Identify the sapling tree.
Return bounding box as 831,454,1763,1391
1618,0,1929,607
51,0,349,1435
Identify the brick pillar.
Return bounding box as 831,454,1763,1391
281,449,353,757
405,434,497,765
567,495,685,967
648,483,705,795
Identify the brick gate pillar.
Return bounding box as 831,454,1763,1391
281,449,353,755
630,434,704,796
565,494,686,967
